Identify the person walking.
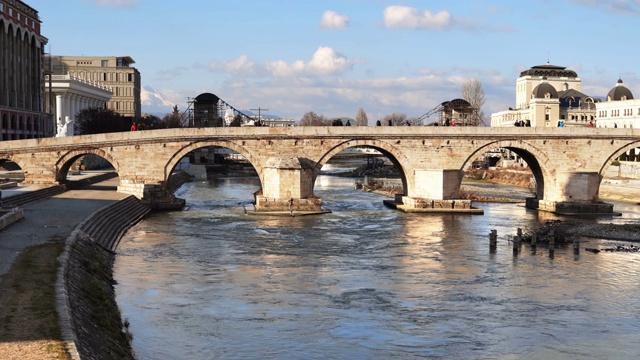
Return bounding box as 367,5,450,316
376,119,382,126
130,122,138,131
388,119,393,126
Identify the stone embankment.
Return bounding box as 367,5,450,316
57,195,150,359
53,170,193,359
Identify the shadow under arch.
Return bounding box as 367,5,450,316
165,140,262,187
0,156,26,173
55,148,119,183
599,140,640,177
463,140,553,200
315,139,411,195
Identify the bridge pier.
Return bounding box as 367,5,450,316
252,157,328,215
526,171,619,215
117,180,185,211
384,195,483,214
384,169,483,214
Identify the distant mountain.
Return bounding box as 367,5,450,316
238,109,281,119
141,86,175,117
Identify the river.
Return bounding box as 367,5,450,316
114,165,640,359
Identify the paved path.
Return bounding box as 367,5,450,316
0,178,128,277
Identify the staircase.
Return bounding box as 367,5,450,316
79,195,151,252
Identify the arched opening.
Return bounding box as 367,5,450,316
56,151,119,189
601,141,640,180
165,143,262,208
462,142,546,203
314,143,409,210
0,158,25,184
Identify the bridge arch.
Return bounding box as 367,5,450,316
599,140,640,176
165,140,262,185
315,139,412,195
0,156,27,182
463,139,553,200
55,148,119,183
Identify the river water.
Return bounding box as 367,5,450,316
114,166,640,360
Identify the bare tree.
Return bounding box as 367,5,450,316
299,111,330,126
461,79,486,126
354,107,369,126
381,113,421,126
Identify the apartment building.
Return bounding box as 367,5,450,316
47,55,141,122
0,0,50,140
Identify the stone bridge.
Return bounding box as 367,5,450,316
1,127,638,214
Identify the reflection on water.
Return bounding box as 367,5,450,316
114,175,640,360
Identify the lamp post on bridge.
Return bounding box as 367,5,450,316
251,107,268,126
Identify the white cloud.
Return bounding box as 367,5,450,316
210,55,258,76
383,5,453,30
210,47,353,78
306,47,352,75
320,10,350,29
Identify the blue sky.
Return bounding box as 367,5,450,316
28,0,640,122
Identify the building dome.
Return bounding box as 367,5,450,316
607,79,634,101
519,63,578,78
531,82,558,99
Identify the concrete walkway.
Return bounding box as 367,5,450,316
0,178,128,277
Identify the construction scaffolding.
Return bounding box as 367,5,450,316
418,98,484,126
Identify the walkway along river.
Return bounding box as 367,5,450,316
114,173,640,359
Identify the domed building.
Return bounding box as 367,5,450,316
491,62,598,127
596,79,640,128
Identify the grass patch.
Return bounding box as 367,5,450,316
0,237,70,359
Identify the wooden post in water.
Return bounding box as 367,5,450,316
531,233,537,248
573,239,580,255
549,229,555,258
512,234,520,256
489,229,497,253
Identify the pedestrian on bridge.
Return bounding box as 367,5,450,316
376,119,381,126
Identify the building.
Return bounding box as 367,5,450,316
422,98,480,126
491,63,598,127
44,74,112,136
595,79,640,129
46,55,141,123
0,0,50,140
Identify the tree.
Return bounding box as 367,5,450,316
299,111,330,126
75,107,127,134
354,107,369,126
461,79,486,126
139,114,162,130
159,105,186,128
229,114,243,127
381,113,420,126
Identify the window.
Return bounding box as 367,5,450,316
0,4,4,12
103,73,107,81
127,73,133,82
101,60,108,67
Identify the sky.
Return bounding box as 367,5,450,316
27,0,640,123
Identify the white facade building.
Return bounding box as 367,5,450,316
595,79,640,128
491,63,597,127
45,74,112,136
